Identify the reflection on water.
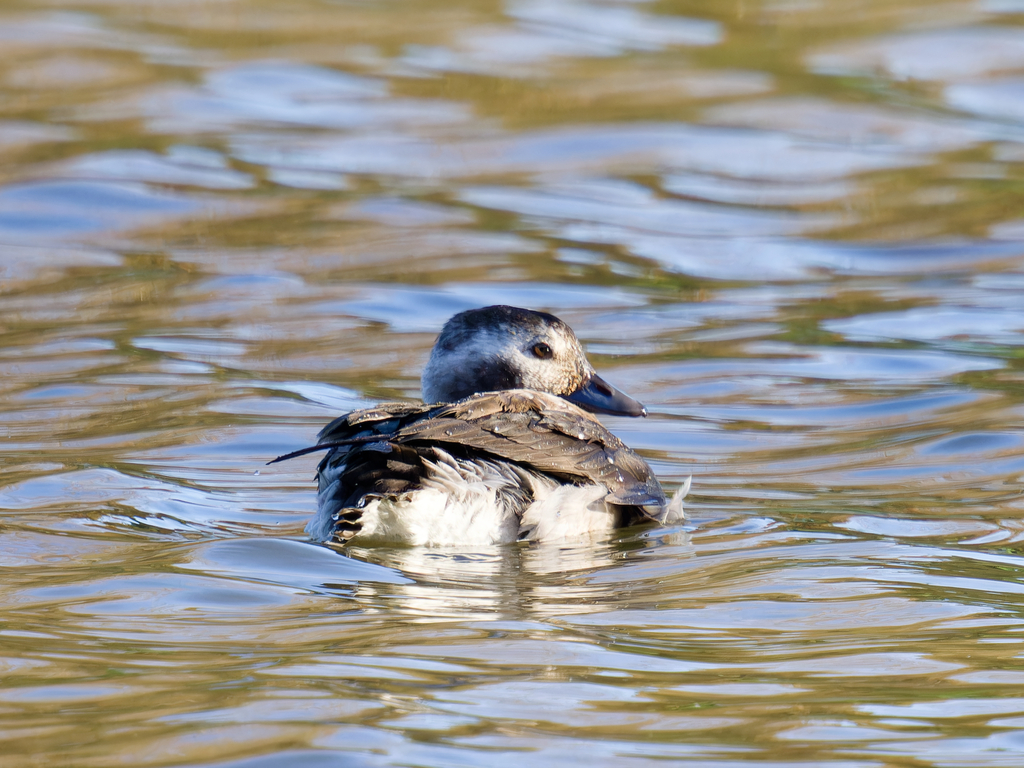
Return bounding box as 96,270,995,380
2,0,1024,765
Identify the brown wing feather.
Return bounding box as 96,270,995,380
317,402,427,443
315,390,666,508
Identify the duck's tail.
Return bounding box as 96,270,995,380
660,476,691,524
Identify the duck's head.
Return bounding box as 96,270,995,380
421,305,646,417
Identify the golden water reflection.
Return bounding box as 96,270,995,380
3,0,1024,764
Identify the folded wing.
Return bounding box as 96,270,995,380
314,389,667,511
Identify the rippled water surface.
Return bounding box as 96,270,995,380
3,0,1024,765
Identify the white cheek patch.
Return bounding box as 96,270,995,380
423,321,592,401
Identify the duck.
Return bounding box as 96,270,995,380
271,305,687,547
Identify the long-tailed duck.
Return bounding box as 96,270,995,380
272,305,686,546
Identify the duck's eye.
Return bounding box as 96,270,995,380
532,342,553,359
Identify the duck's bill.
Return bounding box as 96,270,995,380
565,373,647,417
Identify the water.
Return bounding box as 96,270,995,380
2,0,1024,765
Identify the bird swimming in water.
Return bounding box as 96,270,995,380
272,305,687,547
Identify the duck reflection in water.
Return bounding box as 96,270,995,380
273,305,688,547
343,536,693,622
